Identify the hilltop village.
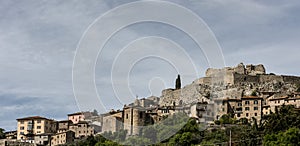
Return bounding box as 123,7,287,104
1,63,300,146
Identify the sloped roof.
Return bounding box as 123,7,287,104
16,116,50,121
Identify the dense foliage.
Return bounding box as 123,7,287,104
0,128,5,139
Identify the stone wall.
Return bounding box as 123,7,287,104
159,83,210,107
102,113,122,133
282,75,300,84
246,64,266,75
123,107,147,136
233,74,260,84
259,75,283,83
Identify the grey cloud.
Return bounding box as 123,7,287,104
1,0,300,130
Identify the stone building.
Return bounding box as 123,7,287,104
123,106,151,136
16,116,57,142
57,120,73,133
189,102,208,120
4,131,17,139
101,111,123,133
0,139,35,146
69,121,94,138
98,63,300,136
67,111,93,124
50,131,75,146
264,94,300,115
34,133,52,146
216,96,263,121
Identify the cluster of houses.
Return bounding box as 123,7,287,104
2,94,300,146
2,64,300,145
215,92,300,122
1,111,100,146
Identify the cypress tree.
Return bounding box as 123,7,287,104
175,74,181,89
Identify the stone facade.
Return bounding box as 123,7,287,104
100,63,300,137
216,96,263,121
16,116,57,141
50,131,75,146
69,121,94,138
34,133,52,146
101,111,123,133
158,63,300,122
123,106,149,136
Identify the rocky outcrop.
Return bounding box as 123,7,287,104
159,63,300,106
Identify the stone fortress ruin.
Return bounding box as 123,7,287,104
160,63,300,106
101,63,300,137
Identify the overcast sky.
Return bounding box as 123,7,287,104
1,0,299,130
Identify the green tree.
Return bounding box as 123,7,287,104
263,127,300,146
219,114,234,124
123,136,151,146
200,129,228,145
0,128,5,139
175,74,181,89
142,126,157,143
262,105,300,134
251,90,257,96
95,140,120,146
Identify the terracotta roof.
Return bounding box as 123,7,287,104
293,92,300,94
16,116,50,121
67,112,85,116
58,120,72,123
241,96,263,99
269,96,289,101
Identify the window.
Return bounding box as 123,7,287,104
254,100,258,104
238,102,242,106
37,120,41,123
254,107,258,110
20,121,24,124
126,114,128,119
245,107,250,111
37,131,41,133
139,112,143,118
222,108,224,112
255,113,257,116
246,113,249,117
245,101,250,105
20,132,24,135
20,126,24,130
37,126,41,129
237,113,240,117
